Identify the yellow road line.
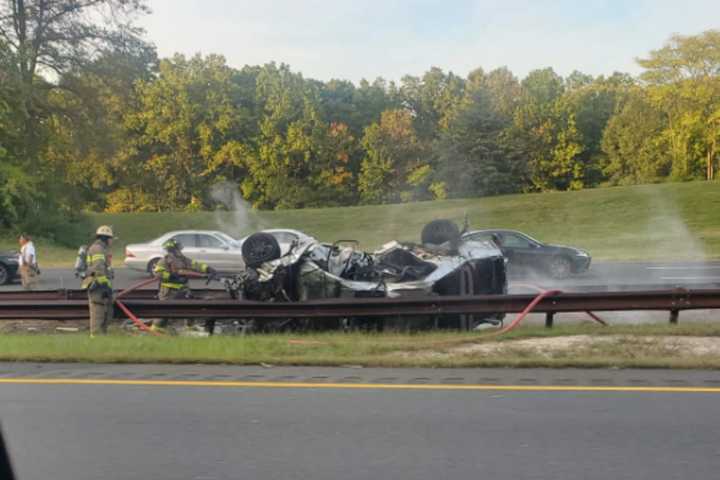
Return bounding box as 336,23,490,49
0,378,719,393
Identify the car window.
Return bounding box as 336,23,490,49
469,232,497,242
172,234,197,248
197,234,224,248
272,232,299,244
502,233,533,248
216,232,238,244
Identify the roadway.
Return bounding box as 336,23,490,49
1,364,720,480
4,261,720,292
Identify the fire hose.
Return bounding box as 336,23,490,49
114,277,162,335
108,279,604,338
512,283,608,327
112,271,220,336
489,289,563,336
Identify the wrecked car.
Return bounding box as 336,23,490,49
221,220,507,331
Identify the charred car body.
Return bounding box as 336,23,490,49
222,220,507,331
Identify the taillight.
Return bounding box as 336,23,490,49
125,249,135,258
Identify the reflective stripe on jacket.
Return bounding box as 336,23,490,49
82,240,112,289
153,252,208,290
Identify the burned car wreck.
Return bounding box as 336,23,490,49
221,220,508,331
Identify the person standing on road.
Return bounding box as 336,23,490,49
81,226,115,336
17,234,39,290
152,238,216,332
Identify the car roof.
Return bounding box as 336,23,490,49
161,230,227,237
464,229,527,236
464,229,545,245
147,230,231,244
239,229,314,240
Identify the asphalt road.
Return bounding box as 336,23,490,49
2,364,720,480
4,261,720,292
0,268,211,291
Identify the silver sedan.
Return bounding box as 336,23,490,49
124,230,245,274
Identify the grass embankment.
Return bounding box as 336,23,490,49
4,323,720,368
3,180,720,266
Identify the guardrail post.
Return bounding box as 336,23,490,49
669,310,679,325
545,312,555,328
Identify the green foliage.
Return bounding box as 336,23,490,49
359,109,426,203
432,70,526,197
602,88,672,184
3,16,720,246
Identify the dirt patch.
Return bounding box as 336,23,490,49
0,320,88,334
400,335,720,361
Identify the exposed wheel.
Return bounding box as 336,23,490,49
147,258,161,276
548,256,572,279
421,219,460,245
242,233,281,268
0,264,8,285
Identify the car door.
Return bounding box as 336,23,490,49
193,233,227,267
171,233,202,263
499,232,541,269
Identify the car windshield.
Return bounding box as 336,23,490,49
216,232,241,247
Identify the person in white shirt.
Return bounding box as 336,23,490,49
18,234,39,290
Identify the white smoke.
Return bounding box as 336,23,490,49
209,182,265,238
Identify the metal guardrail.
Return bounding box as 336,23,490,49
0,288,719,326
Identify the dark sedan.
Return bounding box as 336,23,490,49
0,251,19,285
462,229,591,279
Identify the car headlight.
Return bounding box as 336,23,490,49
576,251,589,257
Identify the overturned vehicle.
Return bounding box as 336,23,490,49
221,220,508,331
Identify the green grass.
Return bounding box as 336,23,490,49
4,323,720,368
4,181,720,266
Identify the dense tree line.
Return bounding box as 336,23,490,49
1,2,720,238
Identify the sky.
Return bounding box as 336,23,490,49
138,0,720,83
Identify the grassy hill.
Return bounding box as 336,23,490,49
3,181,720,266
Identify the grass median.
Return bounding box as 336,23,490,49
4,180,720,267
4,323,720,368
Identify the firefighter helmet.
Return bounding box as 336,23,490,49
96,225,115,238
162,238,183,251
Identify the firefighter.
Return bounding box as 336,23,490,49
152,238,217,332
81,226,115,336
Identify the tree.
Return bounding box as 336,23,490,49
512,68,583,190
119,54,243,211
637,30,720,179
358,109,425,204
399,67,465,139
557,73,634,187
432,80,525,199
42,47,157,210
0,0,150,156
601,87,671,184
0,0,150,234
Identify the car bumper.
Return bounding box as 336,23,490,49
572,256,591,273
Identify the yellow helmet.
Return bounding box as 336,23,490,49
96,225,115,238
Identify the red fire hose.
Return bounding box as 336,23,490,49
114,277,162,335
487,289,562,336
512,283,608,327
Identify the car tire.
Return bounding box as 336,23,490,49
242,233,281,268
147,258,161,276
421,219,460,245
548,256,572,279
0,264,8,285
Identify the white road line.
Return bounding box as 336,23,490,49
647,266,720,270
659,277,720,281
